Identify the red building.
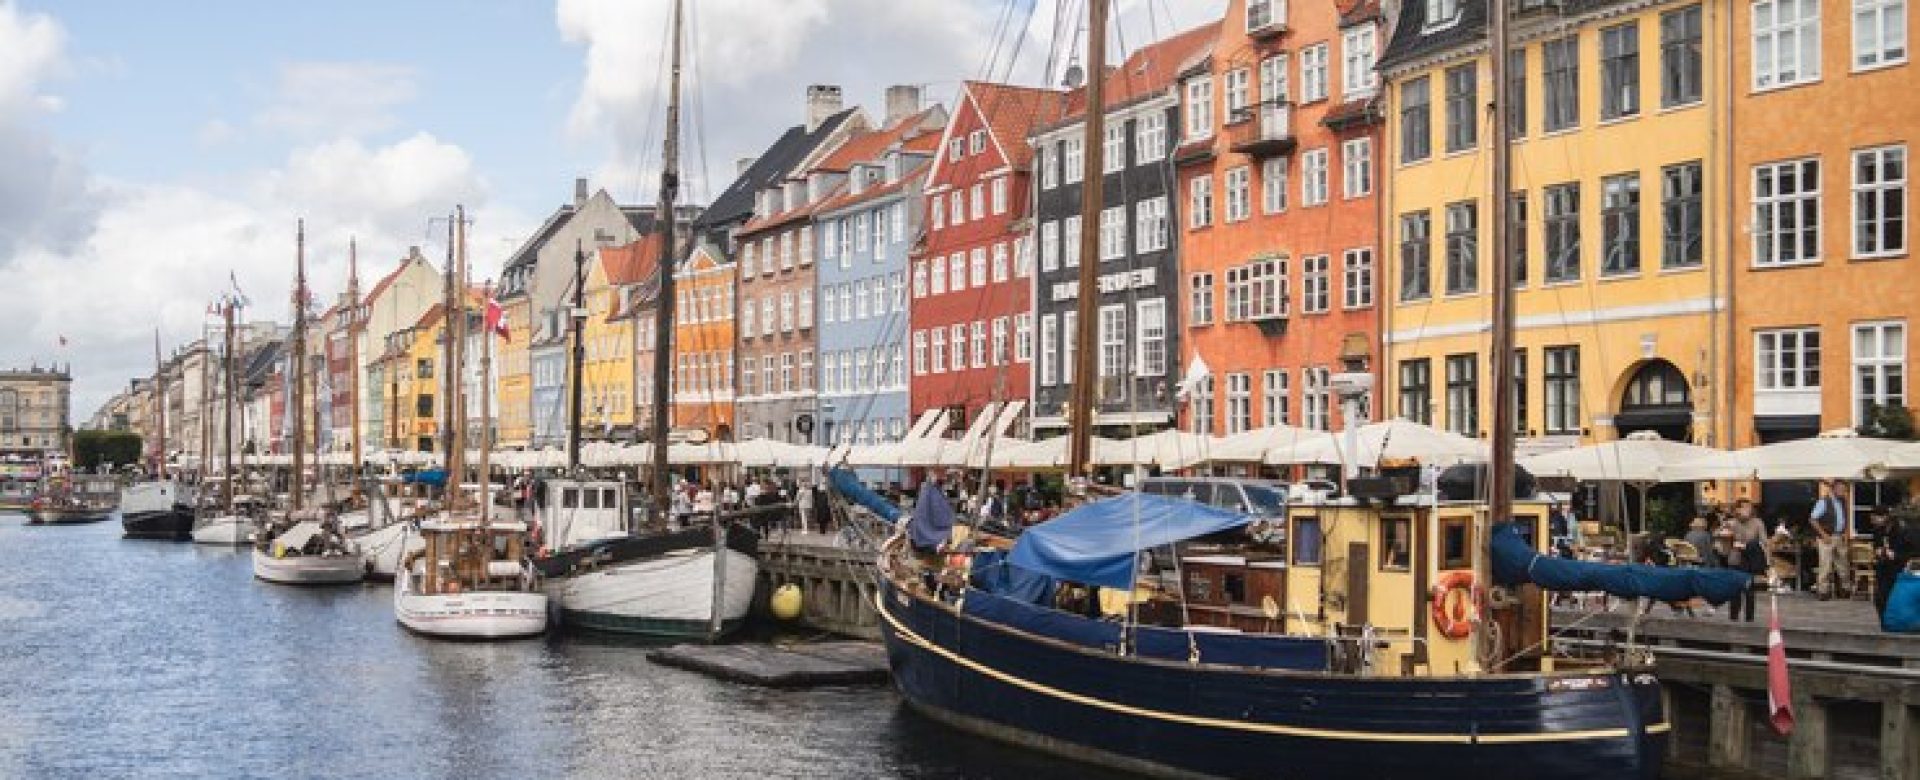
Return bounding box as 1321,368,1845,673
908,81,1062,430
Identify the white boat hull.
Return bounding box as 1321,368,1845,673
251,548,364,585
549,548,757,638
393,584,548,639
354,521,422,580
191,514,253,545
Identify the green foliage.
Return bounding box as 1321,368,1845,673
74,430,142,470
1860,404,1916,440
1645,491,1695,541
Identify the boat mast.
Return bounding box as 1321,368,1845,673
445,207,470,510
479,279,494,524
199,329,213,489
223,301,237,513
567,240,586,472
291,219,308,512
649,0,685,529
347,238,363,502
153,330,167,480
1066,0,1109,480
1478,0,1516,670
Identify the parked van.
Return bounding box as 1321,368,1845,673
1138,477,1288,518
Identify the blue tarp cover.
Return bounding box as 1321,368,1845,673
906,480,955,549
970,549,1058,605
1490,523,1752,605
961,589,1330,671
1009,493,1250,590
827,468,902,523
403,469,447,486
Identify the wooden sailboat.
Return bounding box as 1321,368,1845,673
536,0,758,641
392,205,548,639
121,331,196,539
253,219,363,585
194,295,256,545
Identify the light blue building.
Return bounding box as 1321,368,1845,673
814,133,938,451
530,306,568,448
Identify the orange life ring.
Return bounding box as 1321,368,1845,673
1429,572,1482,640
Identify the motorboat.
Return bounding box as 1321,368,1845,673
120,479,195,540
251,511,363,585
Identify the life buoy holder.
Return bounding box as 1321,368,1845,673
1429,572,1482,640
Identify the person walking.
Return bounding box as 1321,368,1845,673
1727,499,1769,623
795,480,815,533
1810,480,1854,599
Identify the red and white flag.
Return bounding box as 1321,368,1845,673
1767,594,1795,735
485,296,510,341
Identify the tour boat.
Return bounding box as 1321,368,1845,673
251,513,364,585
393,517,547,639
120,479,195,540
32,474,120,525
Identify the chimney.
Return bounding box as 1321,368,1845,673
736,156,757,176
805,84,844,132
573,177,589,207
884,84,922,126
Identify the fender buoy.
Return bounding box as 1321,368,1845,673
770,584,803,621
1430,571,1482,640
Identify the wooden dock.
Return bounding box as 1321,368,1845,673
647,641,890,688
757,530,883,640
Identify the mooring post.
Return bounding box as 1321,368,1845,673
1883,701,1918,780
1786,692,1828,779
1710,684,1751,771
1661,684,1682,763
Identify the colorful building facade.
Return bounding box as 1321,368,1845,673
667,239,737,441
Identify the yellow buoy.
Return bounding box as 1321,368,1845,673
770,584,803,621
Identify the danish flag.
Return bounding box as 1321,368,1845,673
485,296,510,341
1767,594,1795,735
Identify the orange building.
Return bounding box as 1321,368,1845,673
670,240,738,441
1729,0,1915,446
1175,0,1384,436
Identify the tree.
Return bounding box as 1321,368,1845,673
1861,404,1916,440
74,430,142,471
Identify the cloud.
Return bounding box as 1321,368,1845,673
196,118,236,147
0,1,92,261
254,61,419,139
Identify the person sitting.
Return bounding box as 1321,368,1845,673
1685,518,1721,568
1871,508,1920,617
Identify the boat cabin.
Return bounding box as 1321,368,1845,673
406,519,535,595
539,479,632,550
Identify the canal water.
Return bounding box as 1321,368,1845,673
0,515,1096,779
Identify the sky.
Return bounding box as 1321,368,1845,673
0,0,1223,424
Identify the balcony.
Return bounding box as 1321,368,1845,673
1245,0,1288,39
1227,101,1296,158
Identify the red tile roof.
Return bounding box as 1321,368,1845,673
412,303,446,331
598,235,663,286
815,106,944,172
1048,21,1220,126
963,81,1066,169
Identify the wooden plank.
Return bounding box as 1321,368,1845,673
647,641,890,688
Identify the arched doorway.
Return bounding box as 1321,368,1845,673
1615,360,1693,441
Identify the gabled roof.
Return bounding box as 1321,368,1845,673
502,206,577,272
815,106,943,172
362,252,425,308
1044,21,1221,127
812,167,929,217
599,235,664,287
695,107,859,232
1378,0,1488,71
412,303,447,332
966,80,1066,170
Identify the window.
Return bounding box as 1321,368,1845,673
930,327,946,374
990,177,1008,215
1136,197,1170,252
1137,298,1167,377
1263,369,1291,426
1039,315,1057,385
1756,327,1822,391
1663,162,1704,268
1512,350,1528,434
1440,519,1471,570
1185,76,1215,141
1248,0,1281,30
1544,346,1581,434
1601,22,1641,120
1753,158,1821,266
1342,138,1372,198
949,138,964,162
1040,146,1058,190
1445,200,1479,294
1444,63,1477,152
1190,175,1215,228
1379,517,1413,571
1343,248,1374,308
992,242,1010,282
1226,373,1253,434
1099,206,1128,260
1544,36,1579,132
1303,367,1331,431
1063,216,1082,267
1259,53,1289,104
1226,257,1287,321
1601,173,1642,276
821,221,840,263
798,288,814,328
970,129,986,154
1507,48,1527,137
1225,166,1252,222
761,298,775,335
780,352,795,393
1062,138,1084,184
892,271,905,310
1427,0,1462,29
1399,359,1432,424
853,279,869,320
1225,68,1251,115
1446,353,1479,436
1016,236,1035,277
892,203,906,242
1754,0,1822,88
971,321,988,369
1302,255,1331,313
951,191,967,226
873,209,889,258
1854,145,1907,258
1545,183,1582,282
930,256,946,294
1854,321,1907,425
1190,375,1214,434
1399,211,1432,301
971,248,988,287
931,195,945,231
779,291,795,332
1342,26,1379,97
1510,191,1531,285
1662,6,1704,107
854,351,868,391
1300,44,1329,103
911,262,927,298
952,324,968,373
742,298,757,338
1292,516,1324,566
1135,113,1167,164
1103,124,1126,174
1190,272,1215,325
1062,311,1077,383
1016,313,1033,362
950,252,968,292
1248,167,1281,229
1855,0,1909,69
1040,221,1059,272
1097,305,1128,380
912,331,927,375
1302,148,1329,206
1400,76,1431,163
991,318,1010,367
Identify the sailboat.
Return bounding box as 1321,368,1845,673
392,205,548,639
865,2,1753,777
122,332,196,540
194,293,255,545
253,219,363,585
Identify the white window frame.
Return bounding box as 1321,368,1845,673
1302,254,1331,313
971,321,987,369
1342,25,1379,98
992,317,1010,366
1098,304,1128,378
1343,247,1375,309
1754,326,1822,391
1099,206,1128,261
1063,138,1084,185
1225,165,1253,223
1185,76,1215,141
1135,196,1169,253
912,331,927,376
1039,146,1058,190
1752,157,1822,267
1263,369,1291,426
1135,112,1167,164
971,248,988,287
1853,0,1909,70
931,327,946,373
991,176,1009,215
1341,138,1372,199
1189,272,1215,326
1040,220,1060,271
992,242,1010,282
1225,68,1252,116
1190,174,1215,229
1103,123,1127,174
1302,147,1330,206
1752,0,1822,90
930,256,947,295
1039,315,1058,386
1300,43,1329,103
949,252,967,292
1853,320,1907,426
1015,313,1033,363
1136,297,1167,377
1852,145,1908,259
1262,157,1289,214
1259,54,1289,104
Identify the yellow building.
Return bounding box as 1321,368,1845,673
494,296,533,448
1380,0,1731,448
580,238,659,438
388,305,446,453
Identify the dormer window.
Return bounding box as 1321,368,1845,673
784,180,804,207
1425,0,1462,31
